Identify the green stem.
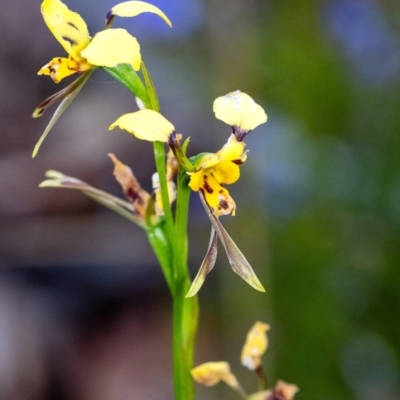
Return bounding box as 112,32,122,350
172,282,198,400
141,60,199,400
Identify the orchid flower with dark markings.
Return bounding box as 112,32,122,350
32,0,171,157
110,91,268,296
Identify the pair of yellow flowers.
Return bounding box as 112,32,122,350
39,0,267,219
38,0,268,295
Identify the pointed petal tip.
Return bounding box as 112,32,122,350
185,281,203,298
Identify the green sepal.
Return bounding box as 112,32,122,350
103,64,151,108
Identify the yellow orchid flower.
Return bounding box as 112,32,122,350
38,0,170,83
188,134,246,217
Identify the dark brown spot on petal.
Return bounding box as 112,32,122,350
61,36,77,46
219,199,229,210
67,21,79,30
232,159,243,165
203,175,214,194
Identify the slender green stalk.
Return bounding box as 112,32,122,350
140,61,199,400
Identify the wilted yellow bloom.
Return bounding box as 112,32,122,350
38,0,170,83
109,109,175,142
191,362,241,390
241,321,270,370
213,91,267,140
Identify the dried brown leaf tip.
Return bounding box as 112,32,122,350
108,153,150,221
249,380,299,400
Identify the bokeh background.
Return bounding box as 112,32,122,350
1,0,400,399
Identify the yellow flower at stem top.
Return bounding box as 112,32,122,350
38,0,170,83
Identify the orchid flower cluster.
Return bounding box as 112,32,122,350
32,1,294,399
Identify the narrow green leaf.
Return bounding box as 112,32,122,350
32,71,93,158
103,64,151,108
199,192,265,293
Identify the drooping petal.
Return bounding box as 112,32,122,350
199,192,265,292
32,70,93,157
241,322,270,370
109,1,172,27
186,228,218,298
81,29,141,71
38,56,91,83
189,172,236,216
213,91,267,132
109,109,175,142
41,0,91,61
33,71,91,118
39,170,143,226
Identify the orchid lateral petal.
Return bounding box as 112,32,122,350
41,0,91,61
32,70,93,157
186,228,218,298
39,170,145,227
199,192,265,293
81,29,141,71
213,91,267,133
108,1,172,28
33,72,91,118
109,109,175,142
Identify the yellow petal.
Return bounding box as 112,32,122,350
200,135,246,169
111,1,172,27
109,109,175,142
241,322,270,370
41,0,91,61
213,91,267,132
152,173,176,216
201,173,236,216
81,29,141,70
38,56,91,83
212,161,241,185
191,362,239,388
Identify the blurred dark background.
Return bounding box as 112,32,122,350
1,0,400,399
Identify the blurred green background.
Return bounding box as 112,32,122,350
1,0,400,399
